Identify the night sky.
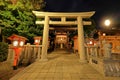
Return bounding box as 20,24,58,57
44,0,120,29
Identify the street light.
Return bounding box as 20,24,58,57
104,19,111,27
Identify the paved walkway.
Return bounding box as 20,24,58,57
10,49,120,80
0,61,25,80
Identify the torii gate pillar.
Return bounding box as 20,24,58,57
40,16,49,61
77,17,86,63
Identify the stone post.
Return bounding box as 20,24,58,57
77,16,87,63
102,40,112,59
33,46,37,59
104,44,112,59
41,16,49,61
36,45,41,61
86,47,90,60
7,45,15,66
22,43,31,65
94,47,98,57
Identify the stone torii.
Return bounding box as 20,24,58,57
32,11,95,63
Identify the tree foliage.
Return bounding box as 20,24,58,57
0,0,45,42
0,42,8,62
83,18,96,37
69,18,96,38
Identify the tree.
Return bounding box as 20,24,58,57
0,0,45,43
0,42,8,62
69,18,96,38
83,18,96,38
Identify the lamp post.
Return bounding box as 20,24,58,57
8,34,27,70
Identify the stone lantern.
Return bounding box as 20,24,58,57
34,36,42,45
8,34,27,69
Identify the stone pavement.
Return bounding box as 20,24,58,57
10,49,120,80
0,60,25,80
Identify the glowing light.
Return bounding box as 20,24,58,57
20,41,24,46
104,19,111,26
13,40,18,46
35,40,39,43
103,33,106,36
89,41,93,44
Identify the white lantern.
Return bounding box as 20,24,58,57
13,40,18,47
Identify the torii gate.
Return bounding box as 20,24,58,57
32,11,95,63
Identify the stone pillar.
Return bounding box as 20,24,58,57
7,45,14,66
33,46,37,59
103,40,112,59
36,45,41,60
22,43,31,65
86,47,90,60
95,47,98,57
77,16,87,63
41,16,49,61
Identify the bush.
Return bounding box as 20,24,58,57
0,42,8,62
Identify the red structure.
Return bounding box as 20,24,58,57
55,32,68,49
73,36,78,53
8,34,27,69
34,36,42,45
